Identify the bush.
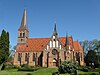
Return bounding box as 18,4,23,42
13,65,20,69
79,67,88,72
78,66,89,72
58,60,78,74
90,73,96,75
18,67,34,71
27,73,32,75
82,68,88,72
3,63,15,70
18,64,40,72
94,62,100,68
52,72,58,75
21,64,28,68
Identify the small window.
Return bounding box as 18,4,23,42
21,39,23,41
53,39,56,41
20,33,22,37
23,33,25,37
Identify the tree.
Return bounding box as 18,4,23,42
85,50,97,67
0,29,10,64
80,40,94,56
93,40,100,62
81,40,100,68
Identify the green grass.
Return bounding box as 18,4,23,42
0,69,32,75
0,68,57,75
0,68,99,75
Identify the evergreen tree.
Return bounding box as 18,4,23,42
0,29,9,64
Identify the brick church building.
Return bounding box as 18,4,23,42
14,9,84,67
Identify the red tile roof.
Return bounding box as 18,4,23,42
73,41,83,51
16,37,83,52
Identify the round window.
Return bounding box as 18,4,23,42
52,49,58,55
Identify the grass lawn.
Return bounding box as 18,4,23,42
0,68,99,75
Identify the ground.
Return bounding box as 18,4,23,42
0,68,99,75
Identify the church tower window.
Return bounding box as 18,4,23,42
23,32,25,37
20,33,22,37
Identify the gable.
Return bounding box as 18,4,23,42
43,36,64,51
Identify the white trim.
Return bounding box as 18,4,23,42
47,45,49,50
53,41,55,48
56,40,58,48
50,41,52,48
60,45,62,49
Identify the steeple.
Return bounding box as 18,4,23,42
17,8,29,44
18,8,28,31
53,23,58,36
65,32,69,46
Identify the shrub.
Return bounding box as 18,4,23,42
27,73,32,75
18,67,34,71
90,73,96,75
94,62,100,68
78,66,89,72
79,67,88,72
58,60,78,74
3,63,15,70
21,64,28,68
18,65,40,72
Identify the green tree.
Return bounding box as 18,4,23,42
59,60,78,74
85,50,97,67
93,40,100,62
0,29,9,64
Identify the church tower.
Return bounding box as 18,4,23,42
18,8,29,44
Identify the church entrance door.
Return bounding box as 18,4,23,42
53,58,57,66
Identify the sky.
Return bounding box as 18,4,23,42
0,0,100,49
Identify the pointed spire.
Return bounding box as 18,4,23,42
65,32,69,46
53,22,58,36
19,8,28,30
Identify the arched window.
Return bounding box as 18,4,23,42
23,32,25,37
33,53,35,61
75,52,80,61
18,53,22,61
25,53,29,61
25,53,27,61
20,33,22,37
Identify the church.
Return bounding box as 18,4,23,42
14,9,84,67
